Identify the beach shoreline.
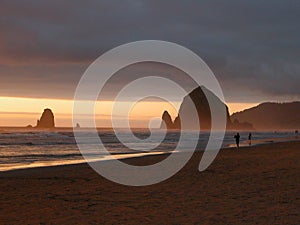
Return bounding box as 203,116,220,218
0,141,299,224
1,134,298,173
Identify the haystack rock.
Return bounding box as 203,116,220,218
160,86,253,130
36,108,55,128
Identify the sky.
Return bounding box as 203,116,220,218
0,0,299,127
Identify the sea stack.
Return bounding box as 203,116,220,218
160,86,253,130
160,111,175,129
160,86,232,130
36,108,55,128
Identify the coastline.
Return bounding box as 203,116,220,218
0,141,299,224
224,135,300,149
1,135,298,173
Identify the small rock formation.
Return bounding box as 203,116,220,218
160,111,176,129
36,108,55,128
232,119,253,130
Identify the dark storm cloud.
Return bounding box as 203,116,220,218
0,0,299,102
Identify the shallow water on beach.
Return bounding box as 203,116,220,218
0,128,298,171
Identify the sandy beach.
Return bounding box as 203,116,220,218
0,141,299,224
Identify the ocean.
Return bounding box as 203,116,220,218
0,128,298,172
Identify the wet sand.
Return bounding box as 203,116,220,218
0,141,299,224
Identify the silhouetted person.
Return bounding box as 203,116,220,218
234,132,240,149
248,132,252,145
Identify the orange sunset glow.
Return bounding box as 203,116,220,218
0,96,258,127
0,97,183,127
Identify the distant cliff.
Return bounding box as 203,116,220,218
36,108,55,128
160,86,252,130
231,102,300,130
